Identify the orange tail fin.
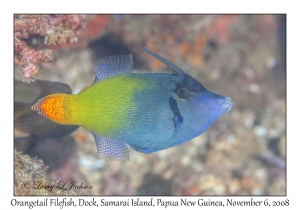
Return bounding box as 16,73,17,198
31,93,73,125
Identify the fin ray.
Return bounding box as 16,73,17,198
143,47,184,76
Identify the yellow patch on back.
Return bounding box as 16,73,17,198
73,74,155,136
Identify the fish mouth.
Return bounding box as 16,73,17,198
222,97,233,112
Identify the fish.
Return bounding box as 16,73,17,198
14,80,78,139
31,47,233,160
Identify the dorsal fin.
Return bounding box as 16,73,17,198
93,54,133,83
143,47,184,76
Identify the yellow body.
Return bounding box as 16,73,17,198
34,74,154,137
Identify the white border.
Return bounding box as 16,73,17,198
3,0,298,209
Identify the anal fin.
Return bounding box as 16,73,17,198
92,132,129,160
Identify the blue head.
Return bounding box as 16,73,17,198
171,72,232,142
143,47,233,147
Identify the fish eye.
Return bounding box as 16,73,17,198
176,86,190,99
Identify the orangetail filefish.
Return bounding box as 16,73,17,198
14,80,78,139
32,47,233,160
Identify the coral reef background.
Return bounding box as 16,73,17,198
14,14,286,195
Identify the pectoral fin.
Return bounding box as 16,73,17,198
92,132,129,160
169,97,183,128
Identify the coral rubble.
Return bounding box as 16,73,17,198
14,15,86,83
14,150,82,195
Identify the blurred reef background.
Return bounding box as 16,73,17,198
14,14,286,195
